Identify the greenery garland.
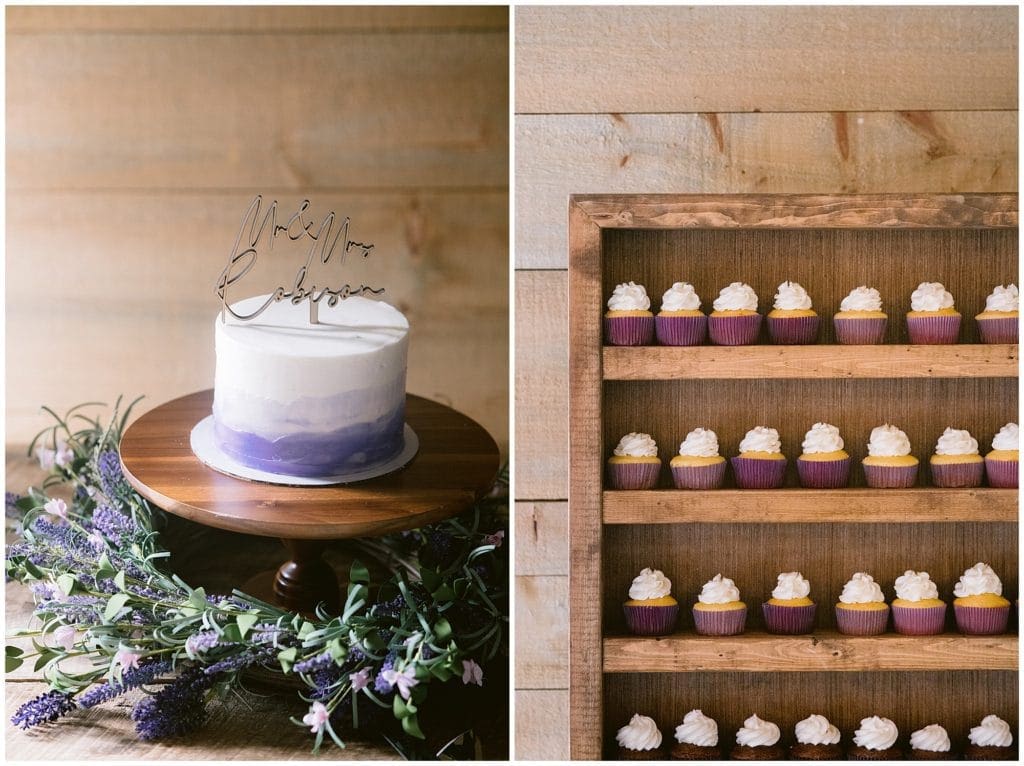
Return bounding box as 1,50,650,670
5,399,508,758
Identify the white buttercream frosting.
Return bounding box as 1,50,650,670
911,724,951,753
854,716,899,751
984,284,1018,313
698,574,740,605
738,426,782,454
773,281,813,311
894,570,939,602
910,282,955,312
628,568,672,601
616,713,663,751
867,424,912,457
735,715,781,748
608,282,651,311
661,282,702,312
954,562,1003,598
991,422,1018,451
795,715,841,746
935,427,979,456
613,433,658,458
969,715,1013,748
840,286,884,313
802,423,844,454
839,572,885,604
712,282,759,312
678,428,720,458
675,710,718,747
771,572,811,600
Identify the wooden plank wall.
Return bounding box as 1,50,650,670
5,6,509,459
513,6,1018,759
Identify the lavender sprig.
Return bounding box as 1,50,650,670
77,660,173,708
10,690,76,729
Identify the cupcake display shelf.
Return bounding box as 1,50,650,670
568,193,1018,760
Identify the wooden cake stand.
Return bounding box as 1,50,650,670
119,390,499,613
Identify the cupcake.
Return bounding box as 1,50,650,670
656,282,707,346
731,427,787,489
985,422,1018,488
762,572,816,634
623,568,678,636
953,562,1011,635
671,709,721,760
835,572,889,636
906,281,960,344
692,574,746,636
608,433,661,489
834,286,887,345
930,427,984,488
891,570,947,635
862,424,919,488
975,284,1018,344
848,716,902,760
797,422,850,488
909,724,954,760
731,714,785,760
671,428,726,489
708,282,761,346
616,713,665,760
767,281,820,344
605,282,654,346
964,714,1014,760
790,714,842,760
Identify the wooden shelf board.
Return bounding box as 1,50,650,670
603,630,1019,673
602,344,1018,380
602,488,1019,524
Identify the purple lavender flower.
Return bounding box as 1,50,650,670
10,689,76,729
308,666,344,701
35,595,105,624
131,664,216,740
97,451,130,502
5,492,22,518
201,646,276,676
373,651,398,695
77,660,172,708
185,631,219,655
293,649,334,675
91,504,136,545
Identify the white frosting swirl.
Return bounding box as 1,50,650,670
910,282,955,312
698,574,741,605
712,282,759,312
616,713,663,751
628,568,672,601
675,709,718,747
911,724,951,753
773,281,813,311
935,427,979,456
795,714,841,746
735,715,781,748
954,562,1003,598
969,715,1013,748
608,282,651,311
839,572,885,604
985,284,1018,313
992,422,1018,451
802,423,844,454
840,286,883,313
738,426,782,454
894,570,939,602
661,282,702,312
854,716,899,751
678,428,720,458
613,433,658,458
867,424,912,458
771,572,811,600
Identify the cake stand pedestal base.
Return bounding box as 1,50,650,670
242,539,341,614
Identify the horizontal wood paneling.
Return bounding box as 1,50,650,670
515,575,568,689
516,6,1017,114
516,110,1018,268
514,502,568,576
515,689,569,760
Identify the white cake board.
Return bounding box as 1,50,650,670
189,416,419,487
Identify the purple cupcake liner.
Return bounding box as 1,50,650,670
891,604,946,635
984,458,1018,488
767,315,820,345
707,314,761,346
607,461,661,490
671,462,726,490
693,606,747,636
977,317,1018,344
624,603,679,636
835,606,890,636
731,456,787,489
834,317,887,345
605,315,654,346
762,603,816,634
863,463,918,489
930,460,984,488
906,314,961,344
797,457,851,489
954,604,1010,635
655,314,707,346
